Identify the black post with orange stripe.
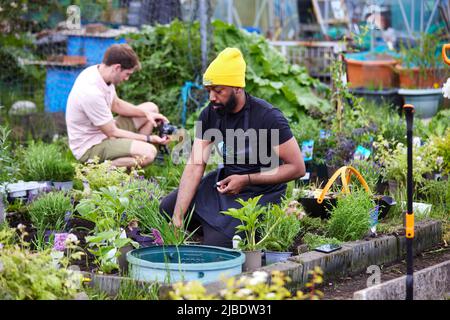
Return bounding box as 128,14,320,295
403,104,415,300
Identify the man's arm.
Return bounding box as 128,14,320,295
112,97,168,127
172,138,213,228
99,119,146,141
99,120,168,145
112,97,147,117
217,137,305,195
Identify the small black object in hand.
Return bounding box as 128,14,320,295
158,123,178,138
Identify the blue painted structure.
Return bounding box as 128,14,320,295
45,33,126,112
67,35,126,66
44,66,84,113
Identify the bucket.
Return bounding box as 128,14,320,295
126,245,245,284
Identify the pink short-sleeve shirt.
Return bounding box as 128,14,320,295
66,65,117,160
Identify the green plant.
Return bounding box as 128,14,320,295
432,129,450,175
398,31,448,88
0,226,84,300
125,178,196,245
19,141,75,181
120,20,330,125
222,196,282,251
349,159,381,192
85,230,137,274
261,202,302,252
27,191,73,232
0,125,19,183
373,136,433,185
302,233,341,251
168,269,324,300
143,156,185,195
74,157,131,191
75,186,132,232
327,189,374,242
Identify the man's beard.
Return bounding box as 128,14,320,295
209,92,237,116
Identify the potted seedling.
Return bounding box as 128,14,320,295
261,201,303,265
222,196,282,272
52,161,75,191
396,32,448,118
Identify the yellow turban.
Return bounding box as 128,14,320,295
203,48,246,88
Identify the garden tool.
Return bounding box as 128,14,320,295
403,104,415,300
299,166,395,219
442,44,450,98
442,44,450,65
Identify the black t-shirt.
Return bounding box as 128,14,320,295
195,93,293,177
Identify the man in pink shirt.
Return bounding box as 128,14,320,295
66,44,170,168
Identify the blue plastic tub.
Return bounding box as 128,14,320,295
67,35,126,65
126,245,245,284
44,66,84,113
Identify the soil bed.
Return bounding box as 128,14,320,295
319,242,450,300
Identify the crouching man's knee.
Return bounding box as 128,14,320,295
139,102,159,114
131,141,158,167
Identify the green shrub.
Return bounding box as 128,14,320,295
0,125,19,183
19,141,74,181
302,233,341,251
0,227,83,300
74,157,131,191
261,203,302,252
120,20,330,125
27,191,72,232
124,178,194,245
327,189,374,242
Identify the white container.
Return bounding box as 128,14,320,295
401,201,432,218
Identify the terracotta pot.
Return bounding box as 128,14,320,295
396,65,446,89
345,57,399,89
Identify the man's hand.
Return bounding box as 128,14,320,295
172,213,184,228
145,112,169,127
217,174,249,195
148,135,171,145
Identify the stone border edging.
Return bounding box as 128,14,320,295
353,259,450,300
203,220,442,294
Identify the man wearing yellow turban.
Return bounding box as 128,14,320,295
160,48,305,248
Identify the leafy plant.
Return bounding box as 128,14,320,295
222,196,281,251
19,141,75,181
0,125,19,183
302,233,341,251
0,226,84,300
260,202,302,252
120,20,330,125
327,189,374,242
168,269,324,300
373,136,434,185
85,229,137,274
143,155,185,195
125,178,196,245
75,186,132,232
398,31,448,88
27,191,73,232
74,157,131,191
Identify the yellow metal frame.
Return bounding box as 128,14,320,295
317,166,372,204
443,44,450,66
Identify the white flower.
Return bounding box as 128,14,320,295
236,288,252,297
249,271,268,285
443,78,450,99
436,156,444,166
266,292,276,299
65,233,79,245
